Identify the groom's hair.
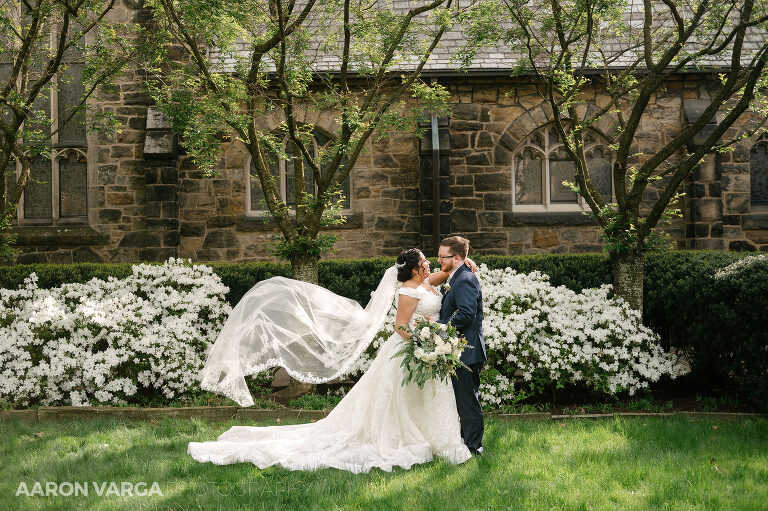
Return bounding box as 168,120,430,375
440,236,469,259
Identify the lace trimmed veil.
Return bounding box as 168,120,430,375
199,266,399,406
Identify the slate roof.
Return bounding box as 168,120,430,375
209,0,767,74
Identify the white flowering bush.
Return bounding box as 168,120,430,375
478,368,526,408
478,265,688,407
714,254,768,280
360,269,686,409
0,258,691,410
0,258,231,407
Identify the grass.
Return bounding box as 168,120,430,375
695,394,742,413
0,390,703,414
1,416,766,511
558,397,676,415
479,395,679,415
0,392,285,410
287,393,344,410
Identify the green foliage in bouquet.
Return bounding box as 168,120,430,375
392,317,472,389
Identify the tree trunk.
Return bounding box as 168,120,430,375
290,253,320,284
612,251,645,315
278,255,320,401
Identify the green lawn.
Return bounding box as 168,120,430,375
1,416,766,511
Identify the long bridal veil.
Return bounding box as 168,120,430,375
199,266,399,407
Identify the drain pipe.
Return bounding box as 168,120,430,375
431,77,440,256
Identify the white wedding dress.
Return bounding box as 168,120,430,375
187,280,472,473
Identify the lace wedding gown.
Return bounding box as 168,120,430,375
187,282,472,473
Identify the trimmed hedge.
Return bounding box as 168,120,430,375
0,260,292,309
690,258,768,411
0,253,614,306
0,262,136,291
643,250,748,348
643,252,768,411
1,250,764,409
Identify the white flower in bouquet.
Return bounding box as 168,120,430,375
392,317,471,388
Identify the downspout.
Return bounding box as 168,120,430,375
431,77,440,255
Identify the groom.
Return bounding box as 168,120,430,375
437,236,486,456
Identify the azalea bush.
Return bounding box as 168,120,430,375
478,368,524,409
357,267,687,409
0,258,231,407
477,265,688,407
1,256,754,410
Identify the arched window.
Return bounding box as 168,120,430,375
512,126,614,212
3,20,88,224
246,131,352,214
750,135,768,207
9,151,87,222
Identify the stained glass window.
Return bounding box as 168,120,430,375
512,125,614,210
8,24,88,224
249,132,352,212
751,139,768,206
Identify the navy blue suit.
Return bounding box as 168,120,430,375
439,264,485,453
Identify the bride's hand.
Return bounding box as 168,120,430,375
464,257,478,273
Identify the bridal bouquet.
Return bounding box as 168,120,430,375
392,317,471,388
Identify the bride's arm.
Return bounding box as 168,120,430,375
394,294,419,339
427,270,450,286
426,257,478,286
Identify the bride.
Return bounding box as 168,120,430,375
187,248,476,473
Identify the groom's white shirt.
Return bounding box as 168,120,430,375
448,264,460,282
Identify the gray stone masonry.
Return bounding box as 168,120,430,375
8,39,768,263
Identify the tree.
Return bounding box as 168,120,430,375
0,0,135,260
462,0,768,314
142,0,456,283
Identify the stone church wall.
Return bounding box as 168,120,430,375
7,4,768,263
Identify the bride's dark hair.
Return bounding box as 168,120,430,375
396,248,424,282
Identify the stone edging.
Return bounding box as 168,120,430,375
1,407,766,424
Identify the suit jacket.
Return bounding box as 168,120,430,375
438,264,486,365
